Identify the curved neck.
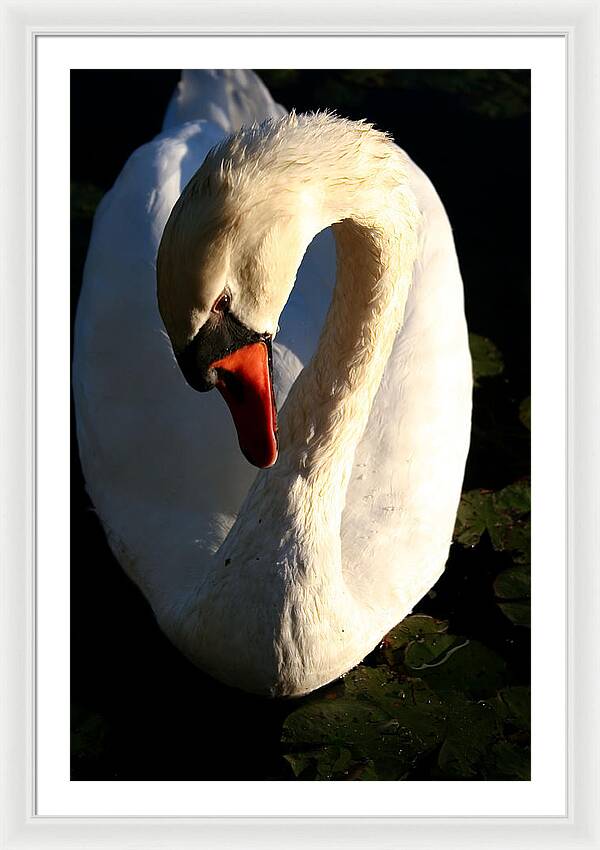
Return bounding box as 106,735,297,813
172,125,425,688
277,188,419,499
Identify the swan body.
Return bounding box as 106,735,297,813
73,70,472,696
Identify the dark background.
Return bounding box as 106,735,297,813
71,70,530,780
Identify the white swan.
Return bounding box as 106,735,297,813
73,70,472,697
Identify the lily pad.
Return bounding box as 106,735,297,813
494,565,530,600
437,699,501,778
281,633,518,780
381,614,449,666
284,743,357,781
498,686,531,731
282,668,447,780
404,633,460,669
384,614,449,648
495,561,531,626
493,481,530,515
411,640,507,699
382,618,508,700
497,601,530,627
519,396,531,430
469,333,504,384
453,489,496,548
483,740,530,779
454,482,531,627
379,616,497,694
454,482,530,561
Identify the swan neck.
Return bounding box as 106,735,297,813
278,174,420,496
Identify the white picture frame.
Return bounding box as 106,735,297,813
1,0,598,847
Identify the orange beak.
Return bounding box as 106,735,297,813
210,340,278,468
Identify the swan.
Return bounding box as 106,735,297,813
73,70,472,697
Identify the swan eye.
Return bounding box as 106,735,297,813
212,291,231,314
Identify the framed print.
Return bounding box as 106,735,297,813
1,1,599,848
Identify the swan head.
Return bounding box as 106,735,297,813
157,120,324,469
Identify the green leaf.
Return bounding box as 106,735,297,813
494,566,530,601
495,563,530,625
381,614,449,666
497,686,531,731
488,516,530,556
437,699,501,778
384,621,508,701
284,745,354,780
454,482,531,626
497,601,531,627
281,624,529,780
454,482,530,559
493,481,531,514
484,741,530,779
384,614,449,649
519,396,531,430
453,489,494,547
282,668,447,780
282,696,386,748
413,640,507,699
404,633,459,669
281,643,527,779
469,333,504,384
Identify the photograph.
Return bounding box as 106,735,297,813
70,68,531,781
